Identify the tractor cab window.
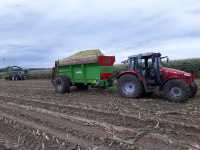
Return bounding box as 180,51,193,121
141,56,161,80
128,58,138,70
128,58,134,70
146,58,153,69
138,58,145,69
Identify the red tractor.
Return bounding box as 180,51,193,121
117,52,198,102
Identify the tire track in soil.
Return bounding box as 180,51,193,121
1,80,200,149
1,92,199,127
0,116,87,150
0,103,137,150
0,96,199,149
0,95,164,129
0,111,104,150
1,95,200,131
1,84,200,125
0,133,18,150
0,102,190,150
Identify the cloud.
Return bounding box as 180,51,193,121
0,0,200,67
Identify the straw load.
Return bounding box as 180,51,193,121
58,49,104,65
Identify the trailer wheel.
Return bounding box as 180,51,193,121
54,76,70,94
118,74,143,98
163,79,190,102
189,81,198,98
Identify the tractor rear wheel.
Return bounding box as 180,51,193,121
163,79,190,102
189,81,198,98
118,74,143,98
54,76,70,94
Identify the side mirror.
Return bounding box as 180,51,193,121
161,56,169,63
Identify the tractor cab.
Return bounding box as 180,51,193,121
126,52,163,86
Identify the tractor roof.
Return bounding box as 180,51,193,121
128,52,161,59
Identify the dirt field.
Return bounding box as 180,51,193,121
0,79,199,150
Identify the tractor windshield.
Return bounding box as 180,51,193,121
127,54,162,73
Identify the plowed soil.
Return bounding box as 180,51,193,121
0,79,199,150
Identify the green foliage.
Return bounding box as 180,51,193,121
26,69,52,79
0,67,9,79
164,58,200,73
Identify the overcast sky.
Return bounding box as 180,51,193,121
0,0,200,68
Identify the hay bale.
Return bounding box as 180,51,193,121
58,49,104,65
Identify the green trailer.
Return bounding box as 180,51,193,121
52,50,115,93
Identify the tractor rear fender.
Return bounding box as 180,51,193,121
160,78,176,90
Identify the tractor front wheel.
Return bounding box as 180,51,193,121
189,81,198,98
54,76,70,94
163,79,190,102
118,74,143,98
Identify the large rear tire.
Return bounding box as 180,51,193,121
118,74,143,98
54,76,70,94
189,81,198,98
163,79,190,103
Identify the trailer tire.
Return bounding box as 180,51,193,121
163,79,190,103
54,76,70,94
189,81,198,98
118,74,143,98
